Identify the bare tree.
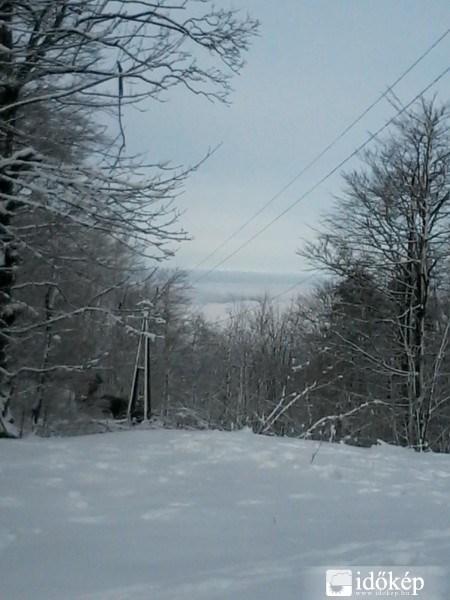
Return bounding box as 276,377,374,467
0,1,258,436
300,99,450,450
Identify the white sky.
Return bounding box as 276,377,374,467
123,1,450,282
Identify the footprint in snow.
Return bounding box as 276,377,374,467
0,496,23,508
237,499,265,506
67,491,88,510
141,507,180,521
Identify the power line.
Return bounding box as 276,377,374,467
271,272,318,302
193,63,450,286
191,27,450,275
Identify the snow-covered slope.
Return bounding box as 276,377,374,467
1,429,450,599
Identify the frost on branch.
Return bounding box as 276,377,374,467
0,1,258,431
0,389,19,438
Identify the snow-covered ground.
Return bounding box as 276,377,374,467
1,428,450,599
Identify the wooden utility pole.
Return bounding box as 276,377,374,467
143,312,152,420
127,301,152,421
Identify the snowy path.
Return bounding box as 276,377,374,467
1,429,450,599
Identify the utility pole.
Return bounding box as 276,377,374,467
143,310,151,420
127,300,152,421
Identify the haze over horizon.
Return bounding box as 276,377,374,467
184,268,322,320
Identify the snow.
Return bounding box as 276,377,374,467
1,428,450,599
0,397,19,439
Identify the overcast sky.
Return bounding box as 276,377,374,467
122,1,450,301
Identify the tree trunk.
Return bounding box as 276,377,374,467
0,4,19,437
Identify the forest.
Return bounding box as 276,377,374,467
2,2,450,454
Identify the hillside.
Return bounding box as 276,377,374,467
1,429,449,599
